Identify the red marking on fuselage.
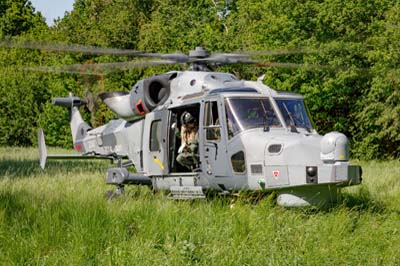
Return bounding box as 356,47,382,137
75,144,82,151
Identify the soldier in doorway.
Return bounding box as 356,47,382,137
176,111,199,170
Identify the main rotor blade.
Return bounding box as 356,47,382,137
197,47,318,65
254,61,368,73
195,56,256,65
0,38,158,56
22,60,178,75
202,55,366,72
1,38,319,58
256,61,336,69
211,48,317,59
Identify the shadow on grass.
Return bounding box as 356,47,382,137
290,185,388,215
341,186,387,213
293,188,388,215
203,187,388,215
0,159,109,179
203,190,277,208
203,189,383,212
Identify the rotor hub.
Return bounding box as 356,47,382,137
189,47,210,58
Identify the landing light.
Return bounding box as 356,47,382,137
306,166,318,184
306,166,317,177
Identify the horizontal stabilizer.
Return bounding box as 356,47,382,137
38,128,115,170
52,96,87,108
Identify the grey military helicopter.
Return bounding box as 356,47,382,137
25,44,362,207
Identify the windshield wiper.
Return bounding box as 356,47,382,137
292,114,312,133
283,104,312,133
282,103,298,133
259,100,270,132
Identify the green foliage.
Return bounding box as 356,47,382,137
0,69,43,145
138,0,227,52
0,0,399,159
351,4,400,159
0,0,46,36
57,0,147,48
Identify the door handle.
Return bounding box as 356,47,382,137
205,143,218,160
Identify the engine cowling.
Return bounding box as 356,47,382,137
99,73,175,121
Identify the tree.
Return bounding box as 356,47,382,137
0,0,46,36
351,4,400,159
0,0,399,159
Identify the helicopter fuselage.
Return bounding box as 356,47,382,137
43,70,362,207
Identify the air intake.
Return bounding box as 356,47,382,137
268,144,283,154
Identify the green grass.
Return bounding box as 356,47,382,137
0,147,399,265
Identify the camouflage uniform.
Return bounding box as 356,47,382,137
176,124,199,170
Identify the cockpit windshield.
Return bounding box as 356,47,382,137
275,98,312,130
225,98,281,138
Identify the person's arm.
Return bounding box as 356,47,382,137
178,126,187,153
181,126,187,143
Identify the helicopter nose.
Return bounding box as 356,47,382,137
264,137,322,167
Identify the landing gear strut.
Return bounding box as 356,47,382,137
106,184,125,200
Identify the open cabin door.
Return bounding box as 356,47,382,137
201,100,229,177
143,110,170,176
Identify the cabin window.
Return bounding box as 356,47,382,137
204,101,221,141
231,151,246,173
150,120,162,151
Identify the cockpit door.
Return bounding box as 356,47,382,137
201,100,229,177
143,110,169,176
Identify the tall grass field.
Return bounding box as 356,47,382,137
0,147,399,265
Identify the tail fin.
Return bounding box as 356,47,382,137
52,93,92,144
38,128,47,169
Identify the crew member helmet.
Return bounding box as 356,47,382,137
181,111,195,125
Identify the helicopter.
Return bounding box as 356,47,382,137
19,44,363,208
